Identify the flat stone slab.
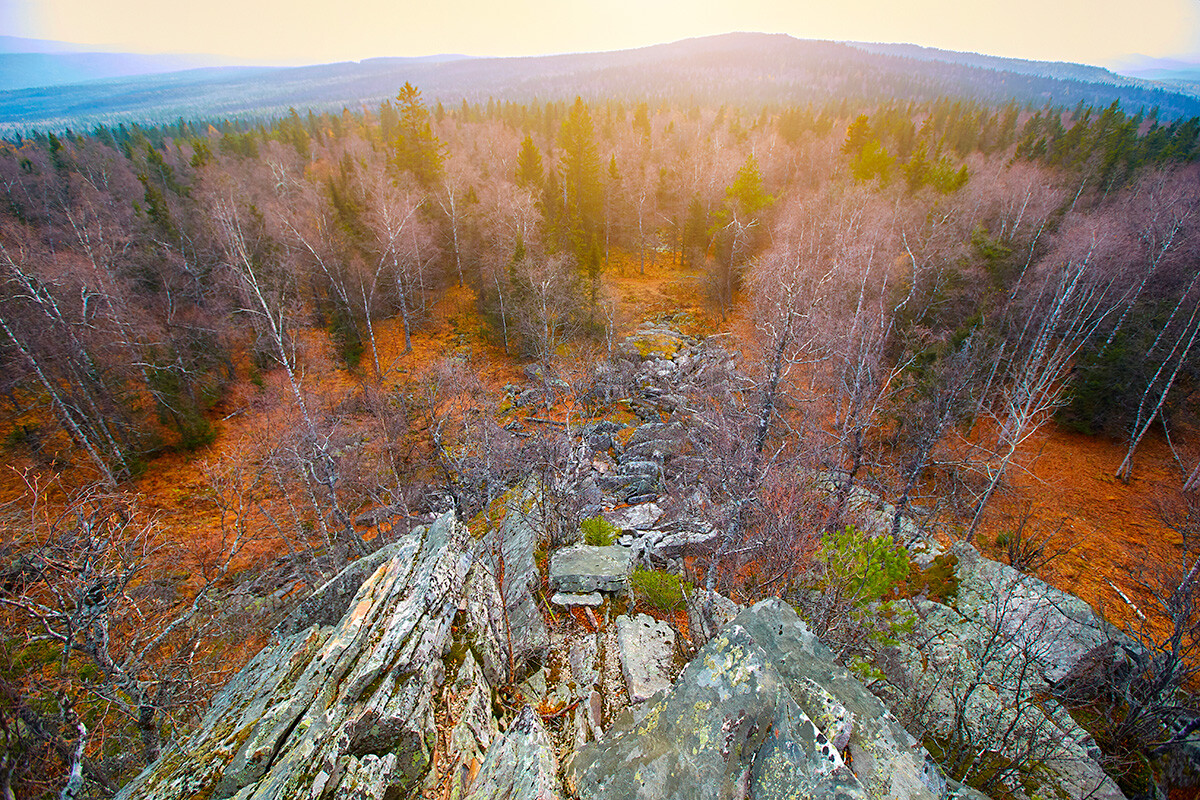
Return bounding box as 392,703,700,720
549,545,631,594
603,502,662,532
615,614,675,703
552,592,604,607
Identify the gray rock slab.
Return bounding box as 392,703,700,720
471,494,551,684
730,600,940,800
552,591,604,607
566,621,866,800
615,613,676,703
463,705,561,800
549,545,631,594
117,511,473,800
603,502,663,532
951,542,1114,683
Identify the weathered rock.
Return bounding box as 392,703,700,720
470,495,550,684
117,511,472,800
566,619,867,800
551,591,604,607
644,523,721,561
686,589,742,646
892,592,1126,800
627,422,677,447
603,502,663,532
615,614,676,703
730,600,940,800
549,545,631,594
617,459,660,477
622,438,676,462
951,542,1114,683
446,652,498,800
462,705,561,800
276,535,417,637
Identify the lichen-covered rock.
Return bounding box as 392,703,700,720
603,502,663,532
950,543,1114,683
891,588,1126,800
446,652,498,800
728,600,940,800
276,535,418,637
549,545,631,594
687,589,742,645
116,511,472,800
615,613,676,703
566,621,866,800
470,494,550,685
462,705,560,800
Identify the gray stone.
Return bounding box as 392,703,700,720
617,459,660,477
615,613,676,703
470,494,551,684
951,542,1114,683
549,545,631,594
565,633,600,695
627,422,675,446
275,534,418,637
552,591,604,607
463,705,561,800
686,589,742,646
645,523,721,560
731,600,939,800
603,502,663,532
447,652,498,800
622,438,676,462
892,578,1127,800
117,511,473,800
566,620,867,800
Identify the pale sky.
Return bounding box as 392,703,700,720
3,0,1199,67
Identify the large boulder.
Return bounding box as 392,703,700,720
950,542,1115,683
567,620,867,800
880,545,1129,800
568,600,940,800
116,512,472,800
731,600,941,800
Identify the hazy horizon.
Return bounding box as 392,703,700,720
2,0,1199,70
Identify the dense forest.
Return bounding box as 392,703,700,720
2,80,1199,798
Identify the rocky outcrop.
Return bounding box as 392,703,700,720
469,491,550,685
116,511,471,800
615,613,676,703
881,543,1127,800
462,705,560,800
567,619,868,800
567,600,940,800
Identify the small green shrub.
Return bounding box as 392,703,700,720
816,525,909,607
581,516,619,546
631,568,692,611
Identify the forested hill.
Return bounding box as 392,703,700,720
3,32,1200,132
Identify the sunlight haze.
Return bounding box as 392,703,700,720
4,0,1199,66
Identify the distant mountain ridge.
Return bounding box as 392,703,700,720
850,42,1142,86
0,35,234,91
2,32,1199,132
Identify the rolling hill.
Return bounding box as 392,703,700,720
2,32,1199,133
